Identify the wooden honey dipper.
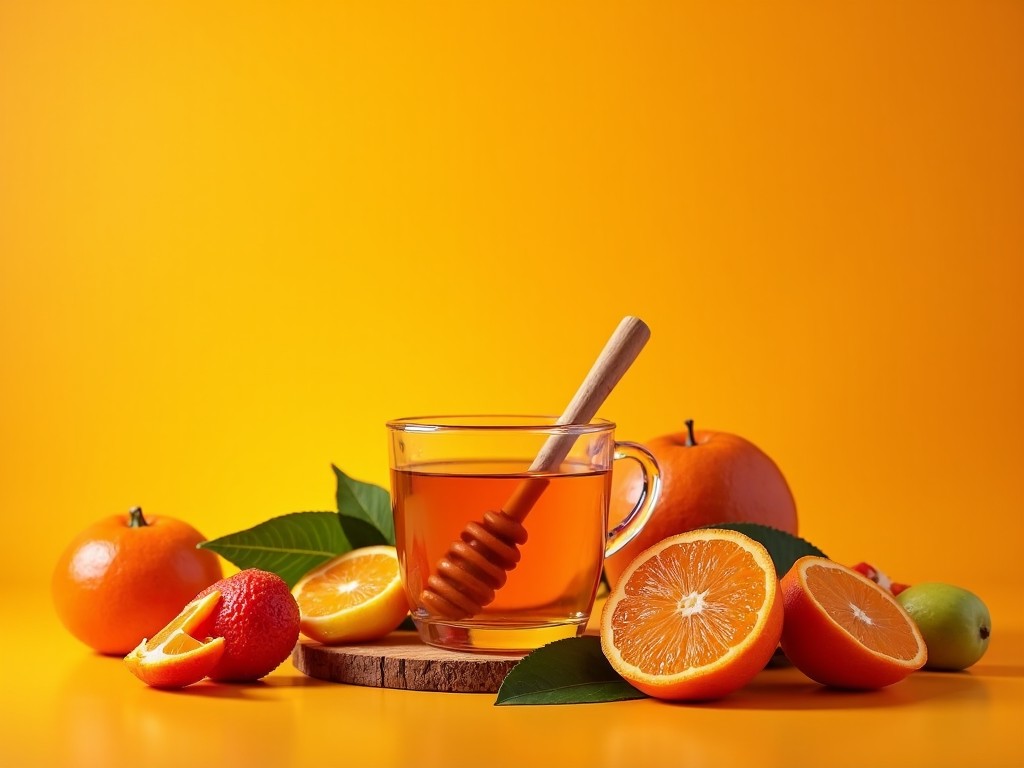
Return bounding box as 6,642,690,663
420,315,652,620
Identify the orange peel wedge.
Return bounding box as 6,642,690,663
123,590,225,688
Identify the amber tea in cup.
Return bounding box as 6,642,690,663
387,415,660,653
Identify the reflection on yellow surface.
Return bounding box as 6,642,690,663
57,655,302,768
0,594,1019,768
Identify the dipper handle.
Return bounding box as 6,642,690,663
419,316,651,619
509,315,651,519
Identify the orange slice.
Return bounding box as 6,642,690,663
780,556,927,689
291,546,409,645
600,528,783,701
123,590,225,688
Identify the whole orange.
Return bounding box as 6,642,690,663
52,506,223,655
604,420,798,588
193,569,301,681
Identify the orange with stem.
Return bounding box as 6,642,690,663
53,506,223,655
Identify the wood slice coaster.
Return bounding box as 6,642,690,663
291,632,526,693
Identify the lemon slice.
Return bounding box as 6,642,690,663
292,546,409,645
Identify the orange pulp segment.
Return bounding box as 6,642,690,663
123,590,225,688
291,545,409,644
600,528,783,700
780,556,927,689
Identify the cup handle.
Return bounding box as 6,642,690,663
605,441,662,557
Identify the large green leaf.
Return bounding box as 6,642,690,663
338,512,389,549
199,511,350,588
333,465,394,545
703,522,827,578
495,637,647,706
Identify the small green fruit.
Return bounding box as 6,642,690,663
897,582,991,671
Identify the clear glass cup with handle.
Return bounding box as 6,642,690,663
387,414,661,653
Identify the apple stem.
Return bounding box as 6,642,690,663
128,506,149,528
685,419,697,447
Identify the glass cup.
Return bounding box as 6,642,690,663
386,415,661,653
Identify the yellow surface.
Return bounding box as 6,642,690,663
2,592,1022,768
1,1,1023,766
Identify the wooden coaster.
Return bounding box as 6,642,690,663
291,632,525,693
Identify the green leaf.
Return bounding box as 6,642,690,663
495,636,647,706
703,522,827,578
199,511,350,588
333,465,394,545
338,513,388,549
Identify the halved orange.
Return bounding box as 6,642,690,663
780,556,927,689
123,590,225,688
600,528,783,701
291,545,409,645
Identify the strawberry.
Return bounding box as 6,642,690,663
851,561,910,596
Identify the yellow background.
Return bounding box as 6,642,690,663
2,0,1022,617
1,5,1023,768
